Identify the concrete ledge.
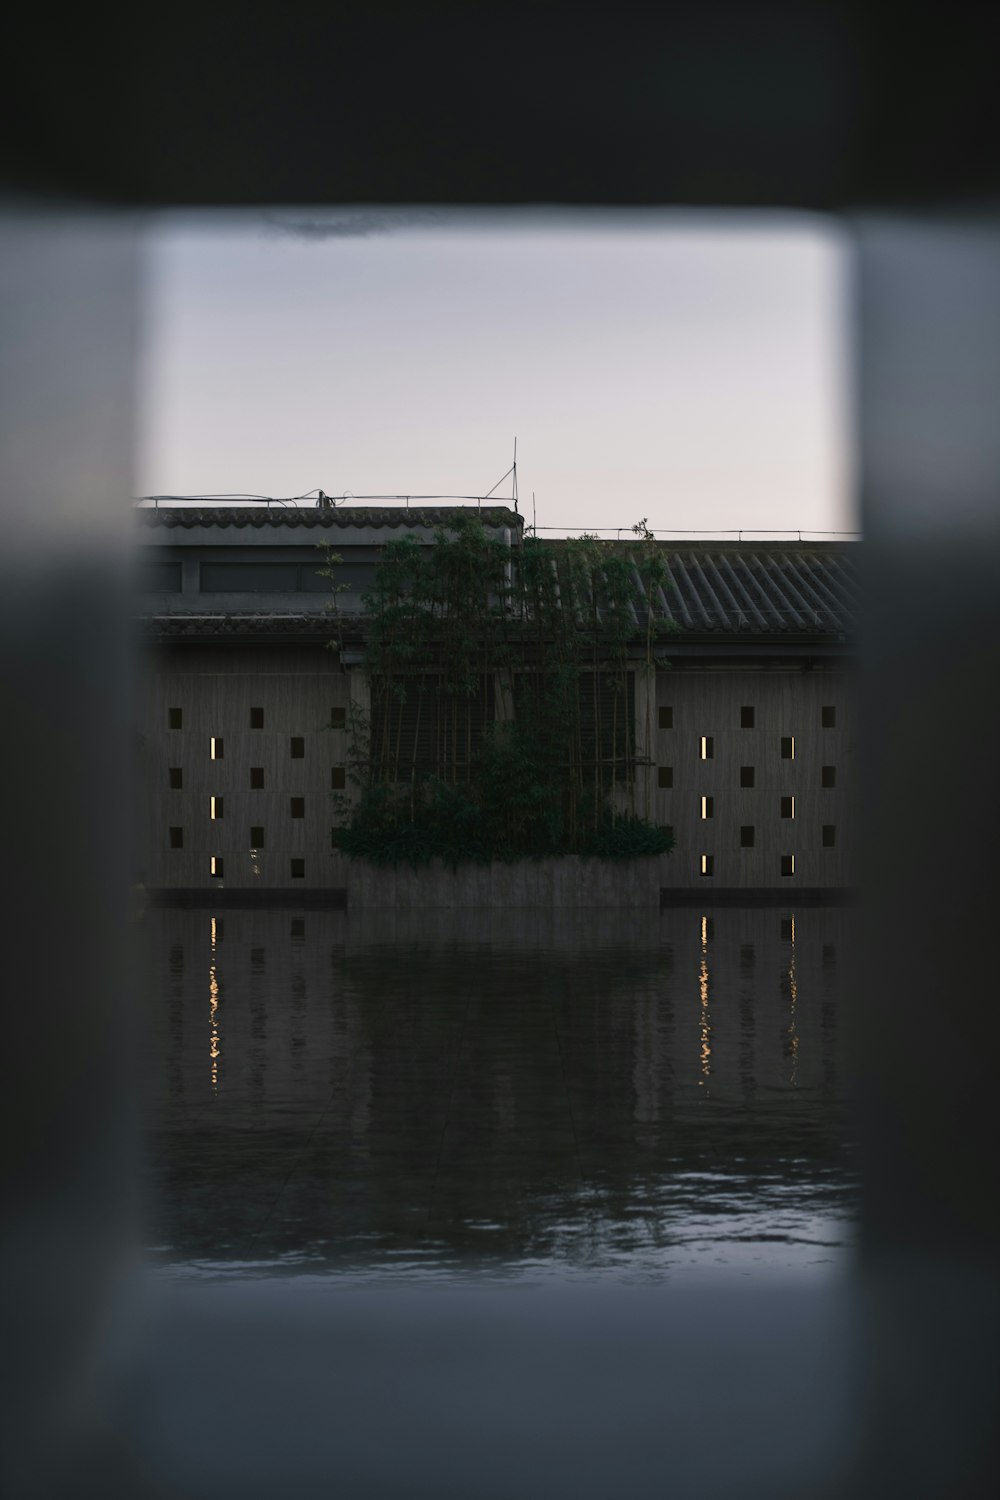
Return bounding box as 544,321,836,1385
144,870,858,911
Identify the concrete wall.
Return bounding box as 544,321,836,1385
337,854,669,908
647,665,856,891
135,642,351,890
137,646,856,896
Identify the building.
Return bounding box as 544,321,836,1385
134,502,857,902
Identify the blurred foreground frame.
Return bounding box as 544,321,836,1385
2,5,999,1496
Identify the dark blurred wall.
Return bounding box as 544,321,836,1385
2,6,999,1496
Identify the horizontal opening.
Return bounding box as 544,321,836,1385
199,561,377,594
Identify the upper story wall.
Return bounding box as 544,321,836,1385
134,508,859,656
133,504,522,618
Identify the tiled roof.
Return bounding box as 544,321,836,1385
139,613,339,640
550,542,857,637
137,505,521,531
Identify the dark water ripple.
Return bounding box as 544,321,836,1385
138,906,857,1282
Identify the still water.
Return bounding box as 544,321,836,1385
138,906,856,1283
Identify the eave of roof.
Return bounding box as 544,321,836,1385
136,505,522,531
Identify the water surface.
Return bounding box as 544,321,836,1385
139,906,856,1283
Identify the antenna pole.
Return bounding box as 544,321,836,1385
533,490,537,535
512,436,518,508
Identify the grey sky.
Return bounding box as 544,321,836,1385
137,209,854,537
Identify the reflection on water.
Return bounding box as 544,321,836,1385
139,907,856,1282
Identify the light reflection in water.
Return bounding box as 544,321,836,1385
699,915,712,1086
209,915,221,1091
786,913,799,1088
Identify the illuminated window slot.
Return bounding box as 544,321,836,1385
210,736,224,760
210,856,224,879
781,736,795,760
700,854,714,877
780,854,795,877
700,795,714,819
210,796,224,820
781,796,795,819
700,736,714,760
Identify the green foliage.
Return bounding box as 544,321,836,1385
334,779,492,869
326,513,679,866
580,813,676,860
